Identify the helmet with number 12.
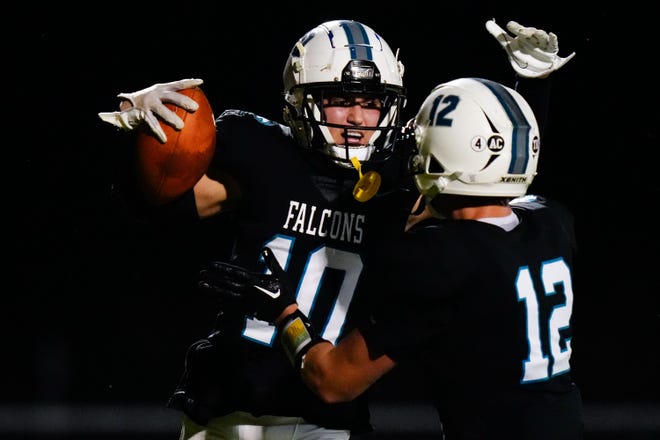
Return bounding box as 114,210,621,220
414,77,541,199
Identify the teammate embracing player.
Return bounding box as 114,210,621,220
198,77,584,439
99,18,575,440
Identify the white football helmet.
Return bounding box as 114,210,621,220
282,20,407,167
413,77,540,198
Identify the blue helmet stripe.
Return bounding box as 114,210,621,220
473,78,531,174
340,21,373,61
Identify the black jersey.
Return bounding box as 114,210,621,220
360,196,583,439
168,110,418,432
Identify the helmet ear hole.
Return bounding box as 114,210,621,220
428,156,445,174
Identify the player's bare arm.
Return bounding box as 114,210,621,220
300,330,395,404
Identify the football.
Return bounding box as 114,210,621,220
134,87,216,205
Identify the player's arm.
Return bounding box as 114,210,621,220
192,175,227,218
98,78,231,219
198,247,397,403
298,327,396,403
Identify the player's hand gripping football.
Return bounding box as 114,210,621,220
486,19,575,78
98,78,204,143
198,247,296,323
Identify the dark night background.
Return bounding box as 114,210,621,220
8,1,659,438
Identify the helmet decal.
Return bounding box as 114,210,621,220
414,77,540,197
338,21,374,60
473,78,533,175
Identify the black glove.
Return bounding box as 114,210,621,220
198,247,296,323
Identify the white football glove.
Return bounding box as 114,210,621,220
98,78,204,143
486,19,575,78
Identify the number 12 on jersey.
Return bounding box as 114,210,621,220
516,258,573,383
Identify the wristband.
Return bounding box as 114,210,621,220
278,309,324,369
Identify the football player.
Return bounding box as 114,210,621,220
99,19,575,440
200,77,584,439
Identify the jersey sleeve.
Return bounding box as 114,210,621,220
358,223,464,362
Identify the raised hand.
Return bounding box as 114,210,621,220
486,19,575,78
